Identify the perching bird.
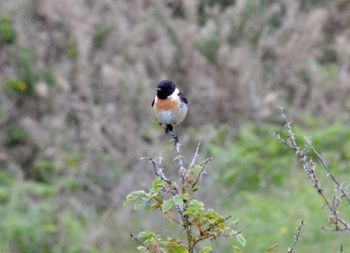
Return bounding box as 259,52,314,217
152,80,188,142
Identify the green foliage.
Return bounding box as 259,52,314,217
135,232,189,253
0,16,16,44
5,124,28,147
162,197,175,213
125,151,244,252
33,160,58,183
3,49,56,103
208,124,289,190
93,24,114,49
0,171,95,253
199,246,212,253
201,0,235,7
208,123,350,191
18,48,39,90
314,62,338,85
63,148,84,170
67,39,79,58
4,78,28,94
125,190,152,210
3,48,39,103
229,173,350,252
195,36,220,63
1,120,349,252
41,68,56,85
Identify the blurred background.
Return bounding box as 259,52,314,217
0,0,350,252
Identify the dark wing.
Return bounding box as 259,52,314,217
178,92,188,104
151,98,155,107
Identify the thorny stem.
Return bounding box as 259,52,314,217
267,244,279,252
205,215,232,233
191,158,212,190
183,210,194,252
141,156,172,185
189,142,201,169
275,107,350,231
174,141,194,251
175,142,185,170
305,140,350,205
287,220,304,253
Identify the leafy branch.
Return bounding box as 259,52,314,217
125,142,244,253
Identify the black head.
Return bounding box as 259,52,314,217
156,80,176,99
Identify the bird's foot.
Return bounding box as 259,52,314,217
167,132,178,144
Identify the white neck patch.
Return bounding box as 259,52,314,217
168,88,179,99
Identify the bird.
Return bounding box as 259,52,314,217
152,80,188,142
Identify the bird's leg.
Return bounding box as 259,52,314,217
174,125,179,143
165,124,178,144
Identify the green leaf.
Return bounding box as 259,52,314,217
232,245,241,253
183,200,205,217
134,200,143,210
199,246,212,253
151,178,163,193
138,231,155,240
124,190,148,205
173,194,184,207
165,239,189,253
190,165,202,174
236,233,246,247
192,187,199,192
168,246,189,253
137,245,147,252
162,198,175,213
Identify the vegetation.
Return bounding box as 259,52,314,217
0,16,16,44
0,0,349,252
125,143,245,252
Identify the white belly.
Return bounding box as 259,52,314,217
157,111,177,125
155,105,187,126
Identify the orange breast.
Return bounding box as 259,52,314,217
154,98,179,112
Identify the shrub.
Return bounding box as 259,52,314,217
208,123,350,191
125,143,245,252
5,124,28,147
0,16,16,44
93,24,114,49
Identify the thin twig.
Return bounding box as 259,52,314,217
287,220,304,253
305,139,350,205
191,158,212,190
164,212,184,226
141,156,172,185
174,142,185,169
130,233,152,251
267,244,279,252
189,142,201,169
191,219,239,251
204,215,232,233
275,108,350,231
